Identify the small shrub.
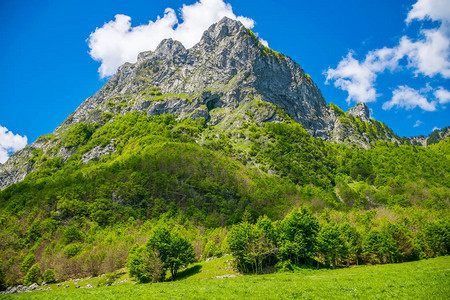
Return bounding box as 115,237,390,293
97,272,119,287
127,246,165,283
23,263,41,286
61,226,84,245
42,269,56,283
63,243,82,258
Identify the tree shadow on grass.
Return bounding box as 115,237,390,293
173,265,202,281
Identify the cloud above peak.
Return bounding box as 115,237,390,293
325,0,450,110
382,86,436,111
0,125,27,164
88,0,255,78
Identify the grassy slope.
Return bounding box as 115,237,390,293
5,256,449,299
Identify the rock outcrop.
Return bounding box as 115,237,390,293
348,102,370,123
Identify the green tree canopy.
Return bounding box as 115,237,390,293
146,226,195,279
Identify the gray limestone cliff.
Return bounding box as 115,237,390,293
348,102,370,123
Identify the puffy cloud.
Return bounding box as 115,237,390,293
413,120,423,127
325,53,377,103
398,29,450,78
406,0,450,24
432,126,441,131
88,0,256,78
325,49,399,103
0,125,27,164
434,87,450,104
325,0,450,107
382,85,436,111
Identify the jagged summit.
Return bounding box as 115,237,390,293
0,17,404,189
201,16,245,44
348,102,370,122
154,38,186,58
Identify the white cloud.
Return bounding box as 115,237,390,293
413,120,423,127
406,0,450,24
398,29,450,78
325,53,378,103
434,87,450,104
432,126,441,131
382,85,436,111
0,125,27,164
88,0,256,78
325,0,450,107
324,48,400,103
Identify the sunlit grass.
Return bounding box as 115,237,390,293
7,256,449,299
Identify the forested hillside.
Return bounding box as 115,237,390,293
0,111,448,287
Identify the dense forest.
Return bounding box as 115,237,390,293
0,111,449,287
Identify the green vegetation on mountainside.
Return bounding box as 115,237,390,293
0,111,449,287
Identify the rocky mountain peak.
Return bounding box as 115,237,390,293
154,38,186,59
348,102,370,122
201,17,245,43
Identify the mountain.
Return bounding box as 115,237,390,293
0,17,404,190
0,17,449,288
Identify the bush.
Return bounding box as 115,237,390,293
42,269,56,283
64,123,96,148
127,246,164,283
424,220,450,257
63,243,83,258
23,263,41,286
89,198,114,226
61,226,84,245
97,272,119,287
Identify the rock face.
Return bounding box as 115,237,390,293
0,146,34,189
348,103,370,123
0,17,405,189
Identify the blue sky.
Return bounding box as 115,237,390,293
0,0,449,162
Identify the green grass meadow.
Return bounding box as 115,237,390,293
2,256,449,299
